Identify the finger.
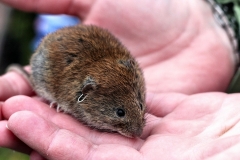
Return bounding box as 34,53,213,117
3,95,144,147
8,111,63,159
30,151,47,160
0,71,34,101
146,92,187,117
8,111,142,160
0,121,32,154
3,95,94,137
0,0,93,19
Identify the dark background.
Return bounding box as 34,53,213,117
0,3,35,160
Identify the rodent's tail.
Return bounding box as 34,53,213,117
6,64,31,84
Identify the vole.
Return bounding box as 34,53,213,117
8,25,146,138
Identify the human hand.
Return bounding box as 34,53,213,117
0,64,238,159
2,92,240,159
0,0,236,94
0,0,239,159
0,71,34,154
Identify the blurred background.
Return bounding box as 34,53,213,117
0,2,79,159
0,3,80,74
0,3,35,74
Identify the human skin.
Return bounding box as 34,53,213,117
2,93,240,159
0,0,239,159
0,0,236,94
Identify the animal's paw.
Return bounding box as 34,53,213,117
50,101,63,112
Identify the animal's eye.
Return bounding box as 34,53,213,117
139,103,143,110
116,108,125,117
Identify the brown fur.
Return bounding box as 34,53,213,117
28,25,145,137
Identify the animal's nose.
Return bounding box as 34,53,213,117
132,126,143,137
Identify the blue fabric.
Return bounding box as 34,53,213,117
32,14,80,50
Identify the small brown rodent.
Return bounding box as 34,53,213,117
8,25,146,137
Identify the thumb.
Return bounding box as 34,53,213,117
0,0,93,20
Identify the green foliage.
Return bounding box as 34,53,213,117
217,0,239,3
0,148,29,160
216,0,240,24
234,4,240,25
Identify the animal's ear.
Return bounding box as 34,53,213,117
77,76,96,103
82,76,97,95
118,59,135,69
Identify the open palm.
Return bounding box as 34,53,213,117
1,92,240,159
0,0,239,159
0,0,236,94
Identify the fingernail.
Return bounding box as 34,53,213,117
6,124,9,130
